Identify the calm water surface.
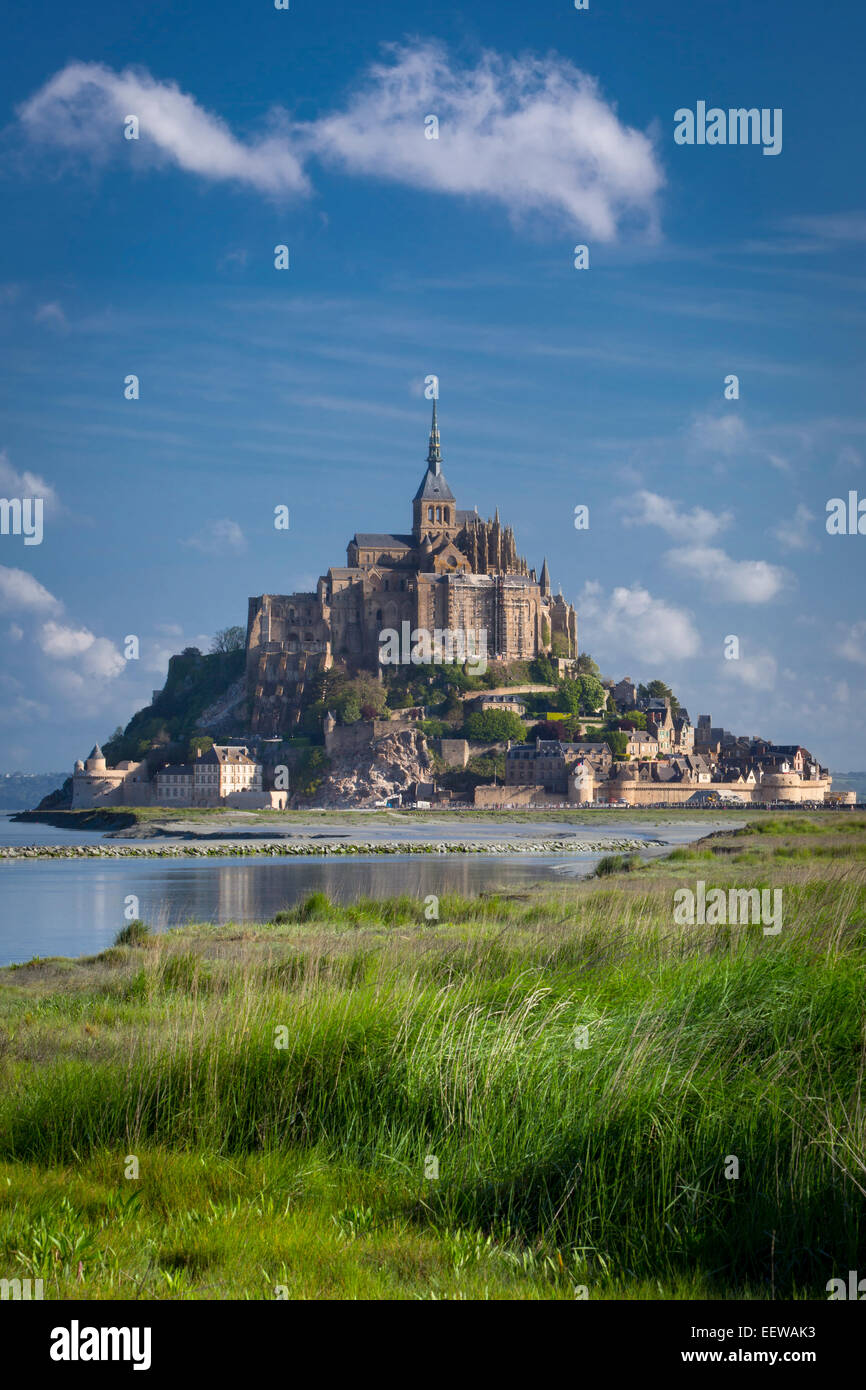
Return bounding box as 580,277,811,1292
0,813,732,966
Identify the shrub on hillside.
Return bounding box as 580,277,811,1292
464,709,527,743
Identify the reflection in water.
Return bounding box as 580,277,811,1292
0,854,581,966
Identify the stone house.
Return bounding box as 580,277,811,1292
612,677,637,710
71,743,263,809
625,731,659,759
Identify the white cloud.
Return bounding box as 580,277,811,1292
837,620,866,666
0,452,59,510
39,620,125,679
17,61,309,196
689,412,749,456
16,48,664,238
8,622,23,641
771,503,817,551
39,620,94,659
82,637,127,680
766,452,793,474
623,489,731,542
665,546,788,603
185,519,246,555
578,580,700,664
720,651,778,690
310,44,663,238
0,565,61,613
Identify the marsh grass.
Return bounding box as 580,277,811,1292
1,813,864,1300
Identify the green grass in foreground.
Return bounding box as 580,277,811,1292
1,814,864,1300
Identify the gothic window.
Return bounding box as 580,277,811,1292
428,507,434,522
436,507,441,521
444,507,450,523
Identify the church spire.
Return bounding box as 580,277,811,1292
540,557,551,596
427,397,442,475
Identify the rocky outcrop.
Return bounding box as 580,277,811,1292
312,729,431,807
198,677,247,734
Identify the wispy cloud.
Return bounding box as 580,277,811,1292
688,412,749,456
0,451,59,511
0,565,61,613
34,301,69,330
578,580,700,665
665,546,789,603
39,620,126,679
184,518,246,555
837,620,866,667
17,61,309,195
623,489,731,543
16,46,664,238
771,503,817,551
719,651,778,690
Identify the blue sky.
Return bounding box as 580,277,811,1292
0,0,864,771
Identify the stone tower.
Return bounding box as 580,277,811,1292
412,399,459,542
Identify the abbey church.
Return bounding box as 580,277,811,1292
246,403,577,736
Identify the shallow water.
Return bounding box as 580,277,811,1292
0,813,736,966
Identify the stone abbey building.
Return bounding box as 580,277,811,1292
247,403,577,736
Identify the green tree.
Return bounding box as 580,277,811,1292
210,626,246,654
619,710,647,730
418,718,453,739
557,675,605,716
340,697,362,725
529,655,556,685
604,730,629,757
576,652,601,677
188,735,214,758
465,709,527,743
293,748,331,798
637,680,681,713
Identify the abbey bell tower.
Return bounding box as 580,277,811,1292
412,399,458,542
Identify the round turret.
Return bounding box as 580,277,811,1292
84,743,107,772
759,770,803,803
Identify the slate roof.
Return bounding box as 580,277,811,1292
353,533,415,549
413,466,455,503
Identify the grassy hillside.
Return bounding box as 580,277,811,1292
0,813,863,1300
104,647,245,765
